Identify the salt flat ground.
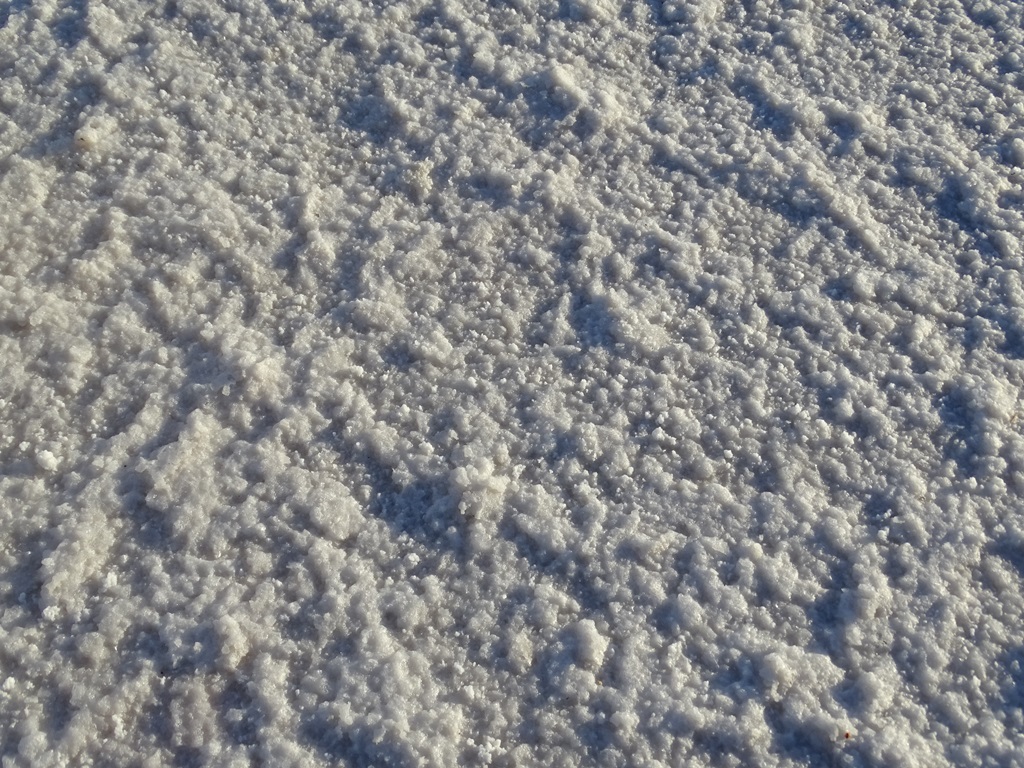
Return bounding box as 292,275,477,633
1,1,1024,766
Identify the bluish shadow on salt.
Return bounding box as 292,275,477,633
530,627,578,701
995,646,1024,726
965,1,1015,29
444,37,579,150
861,493,913,580
183,11,215,44
116,640,186,753
141,679,176,751
568,294,616,352
763,702,880,768
300,713,413,768
644,7,722,84
0,530,52,620
172,747,204,768
281,595,320,642
912,171,1004,261
341,93,402,145
991,534,1024,579
173,624,220,676
516,626,621,758
708,651,761,705
219,678,263,748
890,634,972,746
500,517,610,615
307,8,345,41
51,0,88,47
116,470,175,551
47,687,73,740
0,732,14,762
950,301,1023,362
379,337,417,370
119,623,173,676
635,238,679,283
997,316,1024,360
520,71,575,124
0,0,29,29
643,0,690,30
732,167,822,226
691,724,754,767
822,112,861,157
733,76,797,142
804,550,856,662
935,175,987,240
457,173,515,208
32,79,101,156
577,697,619,760
934,385,983,478
649,598,686,638
542,430,579,467
119,621,219,679
119,623,265,752
814,385,872,441
360,454,466,556
262,0,293,20
113,336,272,550
272,232,306,281
842,15,873,43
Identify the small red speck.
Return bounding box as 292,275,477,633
844,732,851,739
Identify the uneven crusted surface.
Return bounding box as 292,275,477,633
2,1,1024,765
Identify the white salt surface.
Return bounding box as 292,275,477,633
2,0,1024,765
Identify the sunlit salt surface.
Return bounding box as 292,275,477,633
2,1,1024,765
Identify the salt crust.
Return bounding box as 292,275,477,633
1,1,1024,766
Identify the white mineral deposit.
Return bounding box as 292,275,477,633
1,1,1023,766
